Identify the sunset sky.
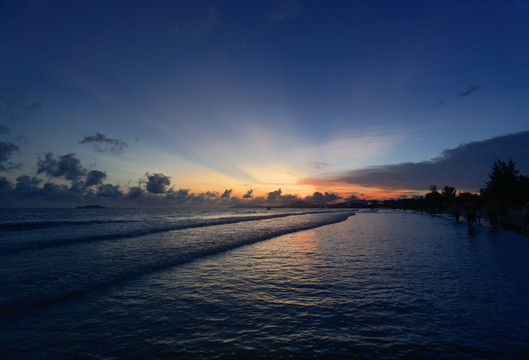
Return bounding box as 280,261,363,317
1,0,528,206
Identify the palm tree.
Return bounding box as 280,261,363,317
441,185,457,208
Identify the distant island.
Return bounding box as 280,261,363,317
75,205,108,209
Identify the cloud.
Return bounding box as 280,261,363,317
458,85,480,97
85,170,107,187
95,184,123,199
25,102,42,111
145,172,171,194
166,188,193,203
0,125,10,135
325,131,529,191
305,191,342,204
243,189,254,199
79,132,128,154
0,176,12,191
125,186,144,200
310,161,330,170
220,189,232,198
31,152,107,190
343,194,361,202
37,153,87,182
267,188,283,200
206,191,219,198
266,188,298,202
0,141,20,171
0,88,42,124
15,175,43,191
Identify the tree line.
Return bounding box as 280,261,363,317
382,159,529,222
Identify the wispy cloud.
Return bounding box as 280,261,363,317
458,85,480,97
79,132,128,154
0,125,10,135
25,102,43,112
310,161,330,170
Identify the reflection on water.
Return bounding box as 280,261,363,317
2,210,529,359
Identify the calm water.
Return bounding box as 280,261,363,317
1,208,528,359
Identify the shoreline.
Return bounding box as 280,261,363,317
394,208,527,235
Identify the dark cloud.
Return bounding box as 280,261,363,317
166,189,193,203
266,188,298,202
37,153,87,182
0,172,351,207
125,186,144,200
0,177,85,207
0,176,12,191
30,152,107,191
15,175,42,191
0,125,9,135
206,191,219,198
328,131,529,190
458,85,480,97
85,170,107,187
0,141,20,171
95,184,124,199
243,189,254,199
69,181,87,194
343,194,361,202
267,188,283,200
79,132,128,154
305,191,342,204
221,189,232,198
145,172,171,194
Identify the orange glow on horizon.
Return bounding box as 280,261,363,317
294,179,425,200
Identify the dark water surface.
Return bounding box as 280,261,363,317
1,209,529,359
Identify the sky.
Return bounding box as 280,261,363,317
1,0,528,207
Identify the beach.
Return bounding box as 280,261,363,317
1,209,529,358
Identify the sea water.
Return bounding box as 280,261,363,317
1,208,528,359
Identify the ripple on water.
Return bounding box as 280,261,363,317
1,210,529,359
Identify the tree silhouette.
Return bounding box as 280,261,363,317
380,158,529,222
441,186,457,208
484,159,520,207
425,185,443,215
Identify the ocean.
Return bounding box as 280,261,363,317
1,208,528,359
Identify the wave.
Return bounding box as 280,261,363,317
0,211,354,317
0,219,136,231
0,210,352,254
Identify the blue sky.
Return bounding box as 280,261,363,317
1,0,528,206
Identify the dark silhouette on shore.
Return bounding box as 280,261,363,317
381,159,529,232
523,202,529,232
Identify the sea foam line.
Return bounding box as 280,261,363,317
0,210,352,254
0,219,136,231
